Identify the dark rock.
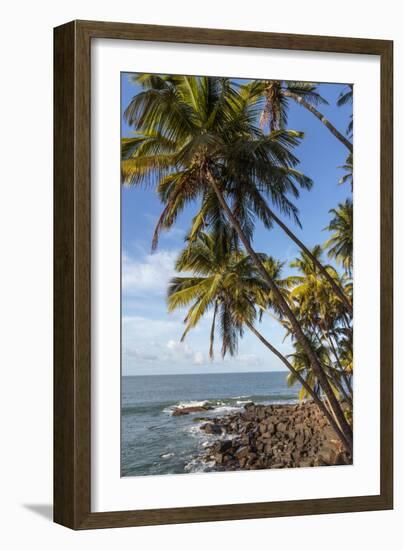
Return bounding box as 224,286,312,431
200,423,223,435
172,405,213,416
214,439,233,453
234,446,249,460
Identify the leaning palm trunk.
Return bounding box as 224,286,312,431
326,331,354,399
205,168,353,453
323,395,343,433
282,90,353,153
246,321,351,452
209,302,218,359
266,206,352,312
325,366,353,408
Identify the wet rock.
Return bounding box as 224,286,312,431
172,405,213,416
214,439,233,453
200,423,223,435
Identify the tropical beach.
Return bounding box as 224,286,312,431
121,74,353,476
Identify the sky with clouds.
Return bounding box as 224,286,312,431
121,74,352,376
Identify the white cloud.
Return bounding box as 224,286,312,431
123,348,158,362
166,339,193,357
122,249,178,296
234,354,263,367
143,214,186,242
193,351,205,365
166,340,205,365
122,320,207,368
122,315,179,331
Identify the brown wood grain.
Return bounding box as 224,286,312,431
54,20,393,530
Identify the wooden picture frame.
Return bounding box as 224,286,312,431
54,19,393,529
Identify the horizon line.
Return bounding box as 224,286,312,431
122,370,287,377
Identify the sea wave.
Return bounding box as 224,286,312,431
184,422,237,441
122,401,173,416
162,400,211,414
164,394,298,414
122,393,299,417
184,457,215,473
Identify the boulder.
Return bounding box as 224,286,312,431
214,439,233,453
234,446,250,460
317,446,336,465
214,452,224,464
259,423,268,434
200,423,223,435
172,405,213,416
264,443,273,455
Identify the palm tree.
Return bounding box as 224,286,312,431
338,152,353,191
122,75,353,448
256,80,353,152
337,84,353,138
285,246,353,406
167,232,352,451
123,75,352,311
324,200,353,276
232,79,353,311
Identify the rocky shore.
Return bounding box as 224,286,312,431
195,401,352,471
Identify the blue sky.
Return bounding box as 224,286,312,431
121,74,352,376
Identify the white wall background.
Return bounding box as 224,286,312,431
0,1,400,548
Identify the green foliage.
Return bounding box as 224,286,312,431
122,74,354,422
337,84,353,137
324,199,353,276
167,230,286,359
338,152,353,191
122,75,313,248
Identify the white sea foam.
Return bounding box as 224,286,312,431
163,400,212,414
175,400,211,409
185,425,203,436
184,457,215,473
232,395,251,399
211,404,240,415
160,452,175,459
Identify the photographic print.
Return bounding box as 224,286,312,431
121,73,353,477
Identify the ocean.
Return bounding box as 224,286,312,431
121,371,299,477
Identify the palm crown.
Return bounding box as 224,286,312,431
122,75,313,249
167,230,285,358
324,199,353,276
